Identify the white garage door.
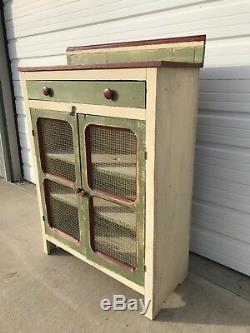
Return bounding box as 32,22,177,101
3,0,250,275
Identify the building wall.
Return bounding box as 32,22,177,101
3,0,250,275
0,5,21,182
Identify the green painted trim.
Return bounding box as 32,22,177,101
30,108,85,254
78,114,146,286
67,45,204,66
27,81,146,109
194,46,205,64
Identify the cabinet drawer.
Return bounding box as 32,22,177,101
27,81,146,108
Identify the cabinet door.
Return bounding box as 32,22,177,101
79,115,146,285
31,109,84,253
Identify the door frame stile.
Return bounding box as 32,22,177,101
20,72,55,254
30,108,84,253
78,114,146,285
144,68,158,319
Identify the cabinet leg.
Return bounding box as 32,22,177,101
144,298,158,320
43,239,56,255
144,301,154,320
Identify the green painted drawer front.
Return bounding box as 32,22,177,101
27,81,146,108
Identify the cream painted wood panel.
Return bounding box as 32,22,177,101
3,0,250,276
144,67,199,319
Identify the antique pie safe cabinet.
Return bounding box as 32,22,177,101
20,35,206,319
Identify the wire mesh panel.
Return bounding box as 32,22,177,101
45,180,80,241
90,196,137,268
37,118,76,181
86,125,137,201
45,159,75,182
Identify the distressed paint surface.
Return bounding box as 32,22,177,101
30,108,85,254
27,80,146,109
78,114,146,286
30,107,146,285
67,45,204,66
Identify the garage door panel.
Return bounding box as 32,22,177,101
198,114,250,129
21,148,33,165
200,79,250,93
16,114,29,136
192,200,250,243
195,162,250,186
197,132,250,148
195,151,250,175
191,226,250,275
199,100,250,113
15,98,27,116
200,92,250,104
193,183,250,214
196,144,250,164
18,133,31,151
22,164,35,183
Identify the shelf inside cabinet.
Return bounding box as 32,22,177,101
47,152,75,164
95,237,137,254
50,192,78,207
91,153,136,178
93,197,136,231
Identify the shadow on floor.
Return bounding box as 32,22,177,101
50,247,250,328
155,274,250,327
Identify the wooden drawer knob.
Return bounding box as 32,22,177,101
42,86,52,96
103,88,113,100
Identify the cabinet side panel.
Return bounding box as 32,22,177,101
153,67,199,318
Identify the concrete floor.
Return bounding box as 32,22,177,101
0,179,250,333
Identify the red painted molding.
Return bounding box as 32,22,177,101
67,34,206,52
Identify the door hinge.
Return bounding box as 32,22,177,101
144,151,148,160
42,216,46,222
32,129,35,137
144,265,147,272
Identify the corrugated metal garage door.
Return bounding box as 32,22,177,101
3,0,250,275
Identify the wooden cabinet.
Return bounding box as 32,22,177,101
19,35,205,319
